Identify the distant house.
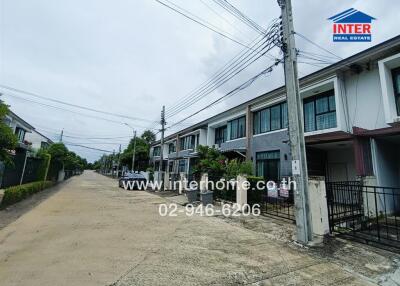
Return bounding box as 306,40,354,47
4,110,34,152
25,129,53,150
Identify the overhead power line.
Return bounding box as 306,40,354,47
2,92,159,130
156,0,247,50
212,0,265,35
165,21,280,119
294,32,342,60
0,84,158,123
167,60,281,130
62,134,133,140
155,0,273,58
198,0,250,41
64,143,114,153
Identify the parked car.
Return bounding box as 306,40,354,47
118,173,147,190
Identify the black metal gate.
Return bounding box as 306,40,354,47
326,181,400,250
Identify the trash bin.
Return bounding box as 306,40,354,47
200,191,213,206
186,188,198,203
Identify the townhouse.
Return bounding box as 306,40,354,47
150,35,400,190
4,110,35,153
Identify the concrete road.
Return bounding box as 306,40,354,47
0,171,385,285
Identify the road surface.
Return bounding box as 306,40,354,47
0,171,389,285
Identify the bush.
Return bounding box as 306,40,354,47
1,181,54,207
224,159,253,179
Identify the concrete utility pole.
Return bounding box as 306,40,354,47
278,0,312,244
59,129,64,142
116,144,121,178
132,130,137,172
159,106,166,187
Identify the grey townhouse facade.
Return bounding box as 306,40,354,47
150,35,400,189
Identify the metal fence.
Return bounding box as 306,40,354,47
326,181,400,250
1,152,44,188
247,186,295,221
210,176,295,221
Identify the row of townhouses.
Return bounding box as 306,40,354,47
150,35,400,190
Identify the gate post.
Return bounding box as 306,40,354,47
308,177,330,242
236,175,248,209
361,176,378,217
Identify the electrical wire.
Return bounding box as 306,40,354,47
294,32,342,60
212,0,265,35
64,143,114,153
156,0,251,51
166,37,279,119
167,60,281,130
198,0,250,42
0,84,158,124
2,92,159,130
165,22,280,118
164,18,279,118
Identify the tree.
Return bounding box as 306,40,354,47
0,102,18,165
193,145,226,178
225,159,253,179
46,143,69,163
120,136,150,171
119,130,156,171
141,130,156,144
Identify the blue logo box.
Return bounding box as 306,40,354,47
333,34,372,42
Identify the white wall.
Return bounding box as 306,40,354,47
378,53,400,124
25,130,51,150
343,67,388,130
199,128,207,146
372,138,400,188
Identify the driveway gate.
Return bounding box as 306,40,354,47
326,181,400,250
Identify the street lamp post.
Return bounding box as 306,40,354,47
124,123,137,173
132,130,137,172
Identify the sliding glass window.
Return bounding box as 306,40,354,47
215,125,227,146
228,116,246,140
253,102,288,135
304,90,336,132
392,68,400,116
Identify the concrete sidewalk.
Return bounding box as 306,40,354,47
0,171,398,286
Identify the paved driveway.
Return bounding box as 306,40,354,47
0,171,388,285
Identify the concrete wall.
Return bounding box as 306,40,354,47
251,130,291,177
326,147,357,182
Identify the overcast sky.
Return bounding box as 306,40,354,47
0,0,399,162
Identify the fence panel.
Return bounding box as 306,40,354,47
326,181,400,250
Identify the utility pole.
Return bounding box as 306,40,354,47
112,150,115,176
159,106,166,187
278,0,312,244
131,130,137,172
59,129,64,142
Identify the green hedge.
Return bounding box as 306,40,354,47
37,153,51,181
1,181,54,207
